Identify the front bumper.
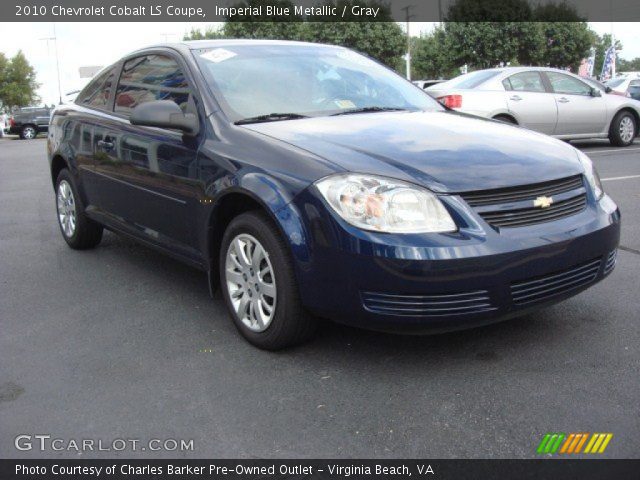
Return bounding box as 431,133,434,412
291,190,621,333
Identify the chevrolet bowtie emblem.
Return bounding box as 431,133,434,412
533,196,554,208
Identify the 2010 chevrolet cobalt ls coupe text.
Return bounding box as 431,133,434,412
47,40,620,350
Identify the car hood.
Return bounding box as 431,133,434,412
241,110,584,193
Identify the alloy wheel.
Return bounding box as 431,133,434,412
225,234,277,332
57,180,77,238
619,116,635,144
22,127,36,139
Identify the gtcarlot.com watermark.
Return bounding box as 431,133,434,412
15,434,194,452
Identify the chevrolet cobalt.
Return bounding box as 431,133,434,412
47,41,620,349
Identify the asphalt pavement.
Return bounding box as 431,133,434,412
0,136,638,459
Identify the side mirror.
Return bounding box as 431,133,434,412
590,87,602,97
605,86,613,94
130,100,199,135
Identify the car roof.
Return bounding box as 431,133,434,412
130,39,340,55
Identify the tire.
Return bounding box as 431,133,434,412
219,211,317,350
55,168,103,249
493,115,517,125
20,125,37,140
608,111,636,147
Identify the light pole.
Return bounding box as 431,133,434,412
40,23,63,105
401,5,415,81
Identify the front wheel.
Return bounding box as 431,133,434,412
20,125,37,140
219,211,317,350
609,111,636,146
55,169,103,249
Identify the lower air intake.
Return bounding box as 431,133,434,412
511,258,601,306
361,290,496,317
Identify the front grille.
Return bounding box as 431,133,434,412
461,175,584,207
478,194,587,228
604,250,617,275
361,290,496,317
511,258,601,306
460,175,587,229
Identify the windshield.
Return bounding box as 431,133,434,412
435,69,500,90
582,77,605,91
605,78,626,88
194,44,443,122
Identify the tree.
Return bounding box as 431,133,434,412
618,57,640,72
537,22,592,71
184,0,405,69
302,22,404,68
533,2,585,21
0,51,39,110
222,0,304,40
443,22,525,69
445,0,532,21
183,26,225,40
411,27,455,79
301,1,404,68
441,0,591,71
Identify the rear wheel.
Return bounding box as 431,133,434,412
609,111,636,146
219,211,317,350
55,169,103,249
20,125,37,140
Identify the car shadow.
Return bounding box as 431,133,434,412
96,230,563,366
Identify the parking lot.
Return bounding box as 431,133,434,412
0,136,638,459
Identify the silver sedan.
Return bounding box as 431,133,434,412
426,67,640,146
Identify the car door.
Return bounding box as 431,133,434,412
502,71,557,134
93,52,202,258
544,71,607,135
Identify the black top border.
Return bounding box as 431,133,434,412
3,0,640,22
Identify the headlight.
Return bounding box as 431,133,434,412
576,150,604,200
315,173,456,233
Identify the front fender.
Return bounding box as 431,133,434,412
201,167,313,295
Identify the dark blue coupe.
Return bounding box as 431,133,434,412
47,41,620,349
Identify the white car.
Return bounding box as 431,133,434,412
606,73,640,99
413,79,445,90
426,66,640,146
0,113,9,137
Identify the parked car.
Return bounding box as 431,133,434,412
9,106,52,139
48,41,620,349
605,74,640,99
413,79,445,90
426,67,640,146
0,112,9,137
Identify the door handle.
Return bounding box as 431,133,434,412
97,139,114,150
558,97,570,103
510,95,522,101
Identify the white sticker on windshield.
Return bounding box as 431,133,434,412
200,48,237,63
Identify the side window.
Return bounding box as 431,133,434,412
502,72,546,92
77,68,116,109
114,55,190,115
629,81,640,100
546,72,591,96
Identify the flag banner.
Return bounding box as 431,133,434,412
579,47,597,78
601,45,617,81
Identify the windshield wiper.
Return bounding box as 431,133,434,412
330,106,409,116
234,113,310,125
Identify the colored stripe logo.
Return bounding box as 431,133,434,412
537,433,613,454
